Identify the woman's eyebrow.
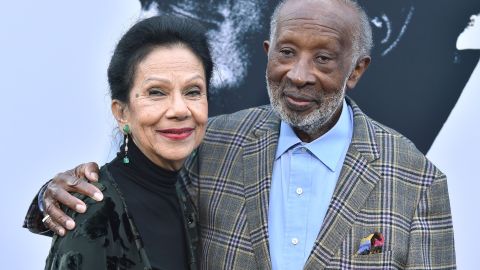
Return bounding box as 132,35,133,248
143,77,171,84
185,74,205,83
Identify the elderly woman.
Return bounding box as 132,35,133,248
44,15,212,270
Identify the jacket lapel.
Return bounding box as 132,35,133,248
304,98,382,269
242,108,280,270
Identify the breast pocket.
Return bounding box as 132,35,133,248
344,251,397,269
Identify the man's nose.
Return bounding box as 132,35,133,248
286,58,315,87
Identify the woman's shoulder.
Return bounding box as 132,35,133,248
45,165,142,269
58,165,125,237
67,166,123,216
75,166,125,225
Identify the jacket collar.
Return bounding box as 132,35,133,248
346,96,380,162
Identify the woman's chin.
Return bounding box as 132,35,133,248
150,148,192,170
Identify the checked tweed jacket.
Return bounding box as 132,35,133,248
182,97,455,270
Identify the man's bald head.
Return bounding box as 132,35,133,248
269,0,372,65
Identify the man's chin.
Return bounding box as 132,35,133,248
277,107,333,132
278,105,315,120
277,110,316,128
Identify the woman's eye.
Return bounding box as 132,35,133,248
185,87,202,97
148,88,166,96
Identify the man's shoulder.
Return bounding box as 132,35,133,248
206,105,276,133
347,97,444,180
370,119,416,149
367,116,445,178
348,97,424,158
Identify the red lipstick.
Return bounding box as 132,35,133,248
157,128,194,140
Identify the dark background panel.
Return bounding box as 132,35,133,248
352,0,480,153
141,0,480,153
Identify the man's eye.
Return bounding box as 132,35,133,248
279,48,294,57
316,55,332,64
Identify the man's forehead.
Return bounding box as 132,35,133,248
277,0,356,32
272,0,357,52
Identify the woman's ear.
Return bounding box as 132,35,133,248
111,99,128,126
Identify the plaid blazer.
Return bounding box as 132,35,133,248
182,97,455,270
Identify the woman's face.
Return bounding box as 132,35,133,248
113,46,208,171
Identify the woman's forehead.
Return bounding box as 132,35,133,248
135,47,205,81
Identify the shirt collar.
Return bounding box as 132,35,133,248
275,99,353,172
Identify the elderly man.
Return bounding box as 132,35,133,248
25,0,455,269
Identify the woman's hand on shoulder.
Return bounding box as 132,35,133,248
42,162,103,236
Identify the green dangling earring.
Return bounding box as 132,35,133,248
123,124,131,164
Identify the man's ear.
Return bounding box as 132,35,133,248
263,40,270,54
346,56,371,89
111,99,128,126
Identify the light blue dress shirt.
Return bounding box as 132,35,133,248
268,100,353,270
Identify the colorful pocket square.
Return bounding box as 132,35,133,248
357,232,384,255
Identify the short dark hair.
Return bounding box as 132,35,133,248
108,15,213,102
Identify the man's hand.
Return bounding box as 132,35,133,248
42,162,103,236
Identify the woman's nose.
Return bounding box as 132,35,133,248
165,93,191,120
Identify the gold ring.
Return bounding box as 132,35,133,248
42,214,51,223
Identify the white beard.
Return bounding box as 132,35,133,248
266,74,348,135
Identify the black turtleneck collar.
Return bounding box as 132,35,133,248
111,138,179,195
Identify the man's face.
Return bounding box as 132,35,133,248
265,0,362,140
